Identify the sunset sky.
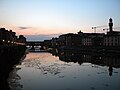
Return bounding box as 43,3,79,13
0,0,120,41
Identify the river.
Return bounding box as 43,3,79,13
8,52,120,90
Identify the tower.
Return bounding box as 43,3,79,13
109,18,113,32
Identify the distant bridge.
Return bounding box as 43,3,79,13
26,41,45,50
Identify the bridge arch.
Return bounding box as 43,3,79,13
26,41,45,50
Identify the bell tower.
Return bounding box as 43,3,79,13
109,18,113,32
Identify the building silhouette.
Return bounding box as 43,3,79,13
50,18,120,50
0,28,26,45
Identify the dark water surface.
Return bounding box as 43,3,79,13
8,52,120,90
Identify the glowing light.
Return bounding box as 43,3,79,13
2,40,5,42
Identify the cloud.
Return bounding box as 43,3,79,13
18,26,31,30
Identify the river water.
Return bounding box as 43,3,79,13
8,52,120,90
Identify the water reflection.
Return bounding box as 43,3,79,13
8,50,120,90
51,49,120,76
21,53,69,75
8,66,23,90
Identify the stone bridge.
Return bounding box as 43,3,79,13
26,41,45,50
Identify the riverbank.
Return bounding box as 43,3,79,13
0,45,26,90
